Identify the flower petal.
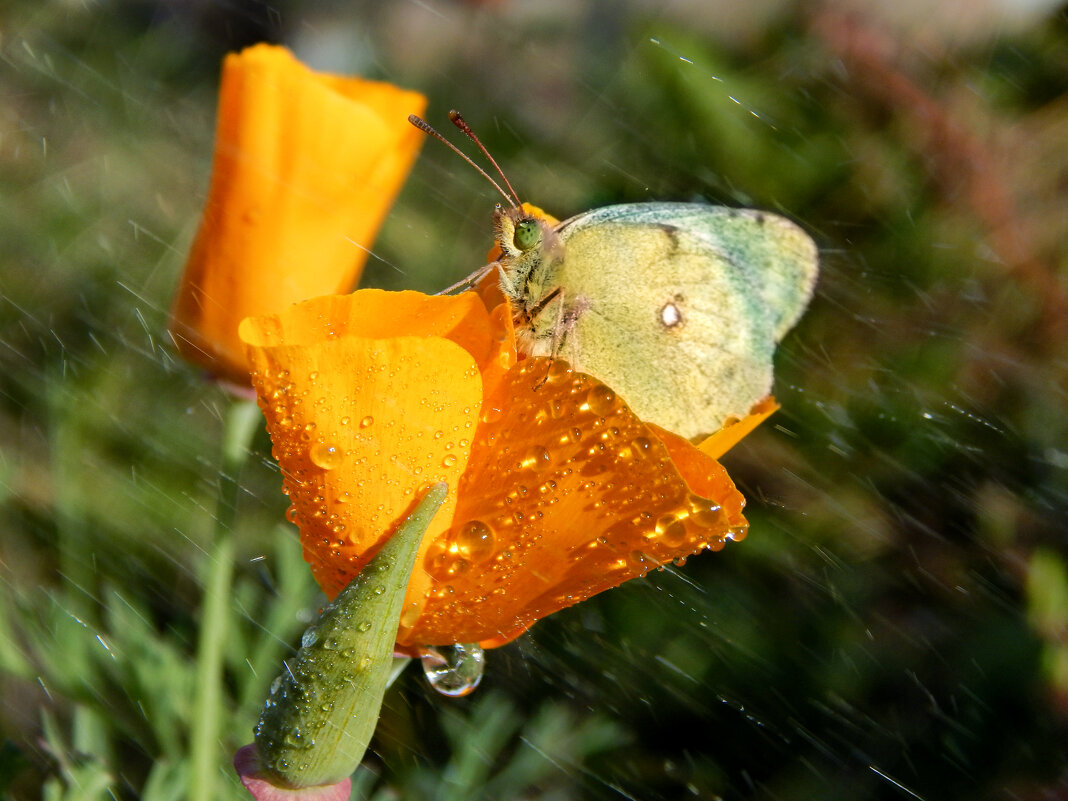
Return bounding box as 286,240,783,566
695,396,779,460
171,44,426,383
241,290,503,600
402,358,748,648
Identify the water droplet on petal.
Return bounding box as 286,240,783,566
630,436,652,457
442,453,458,468
688,495,723,528
419,643,485,697
360,416,374,428
655,513,688,547
630,550,652,568
545,360,571,384
454,520,495,563
310,442,345,470
520,446,552,473
726,524,748,541
586,385,616,416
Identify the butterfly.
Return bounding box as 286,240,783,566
411,112,818,440
493,201,818,439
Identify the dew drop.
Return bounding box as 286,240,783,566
360,416,374,428
655,513,688,547
726,524,749,541
454,520,495,563
519,446,551,473
688,495,724,529
630,436,653,457
586,385,616,416
419,643,485,697
399,603,421,629
300,626,318,648
545,360,571,384
442,453,458,468
630,550,652,567
310,442,345,470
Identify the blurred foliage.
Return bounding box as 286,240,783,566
2,1,1067,800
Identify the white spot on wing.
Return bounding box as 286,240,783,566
660,301,683,329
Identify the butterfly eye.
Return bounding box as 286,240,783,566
513,219,541,251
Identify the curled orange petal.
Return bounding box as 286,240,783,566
171,44,427,383
696,396,780,460
240,290,507,603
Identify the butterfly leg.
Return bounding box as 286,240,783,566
497,262,521,300
528,288,591,388
435,261,499,296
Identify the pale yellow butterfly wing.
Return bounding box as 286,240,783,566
524,203,818,440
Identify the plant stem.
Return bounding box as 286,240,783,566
189,397,262,801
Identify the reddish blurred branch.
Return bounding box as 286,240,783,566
811,7,1068,342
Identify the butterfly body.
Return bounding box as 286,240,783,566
494,202,818,440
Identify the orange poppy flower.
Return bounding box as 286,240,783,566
240,287,773,650
170,44,426,384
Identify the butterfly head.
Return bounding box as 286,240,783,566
492,205,564,308
494,205,547,259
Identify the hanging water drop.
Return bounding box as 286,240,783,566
726,524,749,541
419,642,485,697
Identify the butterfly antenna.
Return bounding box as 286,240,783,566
448,110,523,208
408,114,518,208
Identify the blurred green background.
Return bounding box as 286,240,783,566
2,1,1067,799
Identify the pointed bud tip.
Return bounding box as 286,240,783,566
234,744,353,801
